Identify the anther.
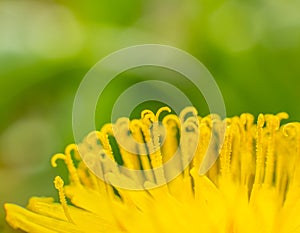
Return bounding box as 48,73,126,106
54,176,74,224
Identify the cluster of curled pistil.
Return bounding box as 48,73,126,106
5,107,300,233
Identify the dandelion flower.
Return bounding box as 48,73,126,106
5,107,300,233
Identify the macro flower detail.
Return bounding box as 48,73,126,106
4,107,300,233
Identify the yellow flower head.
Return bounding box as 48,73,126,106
4,107,300,233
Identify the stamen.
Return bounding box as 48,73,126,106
109,119,142,183
152,121,161,151
239,113,255,186
101,123,114,136
254,114,265,185
148,108,173,184
264,115,279,186
219,119,232,178
54,176,74,224
159,114,186,198
142,107,172,184
51,144,81,186
65,144,81,186
225,122,233,176
162,114,181,128
201,114,219,128
51,154,66,168
130,119,155,183
65,144,81,161
130,120,149,155
149,148,165,184
162,115,180,163
155,106,171,121
277,112,289,121
282,123,299,138
181,118,199,171
282,123,300,187
86,131,101,148
180,117,199,200
129,119,144,135
141,110,155,125
198,114,223,178
240,113,254,137
76,161,94,188
193,116,212,175
179,106,198,123
228,117,241,181
194,116,212,174
96,130,114,161
138,120,152,143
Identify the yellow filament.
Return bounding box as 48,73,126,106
277,112,289,121
65,144,81,186
76,161,93,188
264,115,279,186
239,113,255,185
162,114,181,128
193,120,210,170
51,144,81,186
225,126,233,177
155,106,171,121
130,119,155,183
228,117,241,182
219,120,232,178
201,115,213,128
101,123,114,135
153,106,172,153
181,119,198,167
54,176,74,224
254,114,265,185
130,120,148,147
66,144,81,161
162,114,180,163
141,109,154,119
141,110,155,125
51,154,66,168
129,119,144,135
180,119,199,201
136,121,151,143
99,124,116,159
152,123,160,152
149,108,173,184
179,106,198,123
200,114,223,180
282,123,300,186
141,107,172,184
110,120,141,182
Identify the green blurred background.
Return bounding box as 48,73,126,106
1,0,300,232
